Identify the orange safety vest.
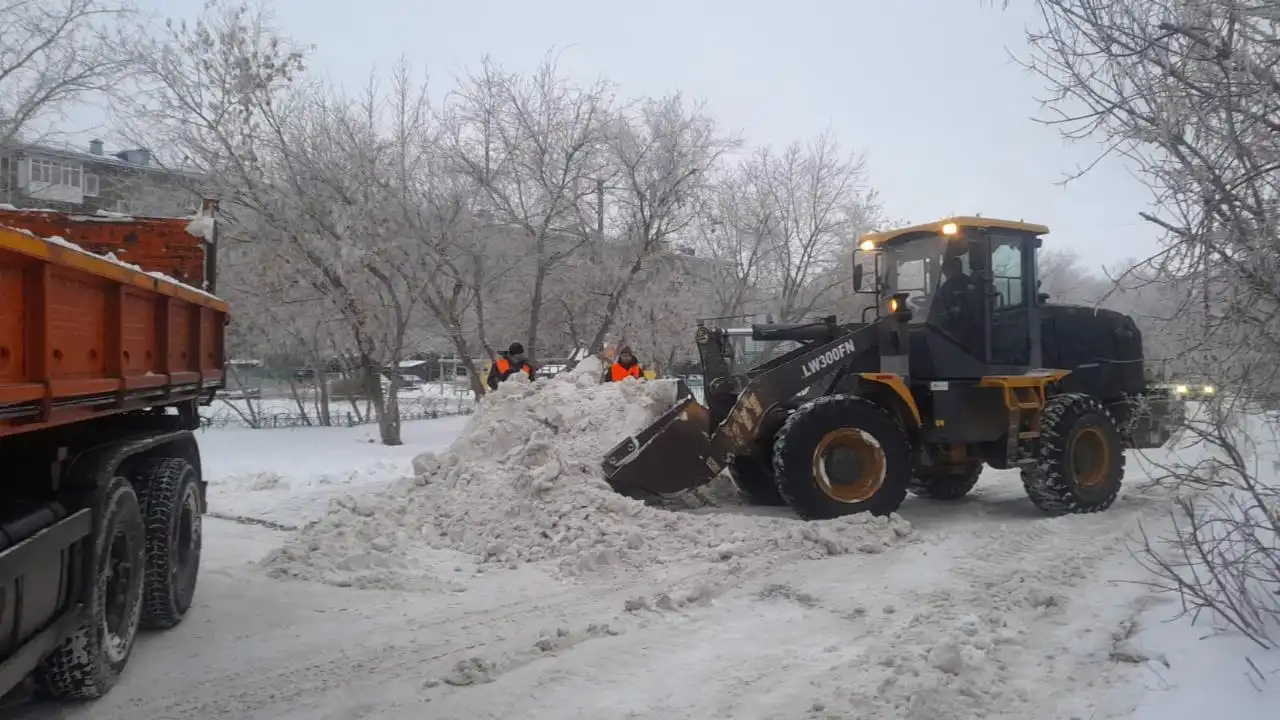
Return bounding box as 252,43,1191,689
495,357,533,379
609,362,642,382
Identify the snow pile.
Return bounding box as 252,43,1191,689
264,357,912,588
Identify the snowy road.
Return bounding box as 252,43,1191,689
24,465,1169,720
7,402,1272,720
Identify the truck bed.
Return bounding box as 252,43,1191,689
0,207,213,292
0,223,227,438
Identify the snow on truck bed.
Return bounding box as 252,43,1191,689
262,357,911,588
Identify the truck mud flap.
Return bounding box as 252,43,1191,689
602,396,719,496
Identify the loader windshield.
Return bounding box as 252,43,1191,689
884,233,943,318
884,233,979,338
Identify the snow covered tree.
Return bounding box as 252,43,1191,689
728,131,882,327
441,54,615,360
1018,0,1280,647
565,93,734,364
0,0,131,146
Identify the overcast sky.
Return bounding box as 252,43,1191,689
109,0,1159,267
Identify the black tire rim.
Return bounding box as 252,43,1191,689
102,525,141,664
174,484,202,590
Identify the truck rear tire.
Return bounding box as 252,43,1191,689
36,476,146,700
1021,393,1126,514
909,460,983,500
772,395,911,520
728,455,786,506
136,458,203,630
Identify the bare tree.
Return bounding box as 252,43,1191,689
689,167,775,319
1016,0,1280,646
733,131,882,326
441,53,615,359
117,0,429,445
567,94,734,363
379,61,499,400
0,0,131,146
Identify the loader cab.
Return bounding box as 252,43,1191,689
857,217,1049,379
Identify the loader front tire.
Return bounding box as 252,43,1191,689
1021,393,1125,514
772,396,910,520
909,460,983,500
728,455,786,506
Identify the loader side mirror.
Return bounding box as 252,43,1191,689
853,264,864,291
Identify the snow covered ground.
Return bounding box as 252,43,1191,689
199,417,471,529
202,383,475,429
11,395,1278,720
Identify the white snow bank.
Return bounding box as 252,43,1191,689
263,360,912,587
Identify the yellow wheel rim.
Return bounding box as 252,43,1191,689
811,428,886,503
1071,426,1111,488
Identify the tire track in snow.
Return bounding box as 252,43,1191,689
395,474,1175,720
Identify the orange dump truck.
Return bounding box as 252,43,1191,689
0,202,225,701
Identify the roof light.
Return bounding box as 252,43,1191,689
859,239,875,251
941,222,959,235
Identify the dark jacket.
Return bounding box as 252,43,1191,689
486,353,535,390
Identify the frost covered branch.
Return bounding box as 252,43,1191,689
0,0,131,145
1018,0,1280,648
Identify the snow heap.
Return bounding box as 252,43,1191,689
263,357,912,587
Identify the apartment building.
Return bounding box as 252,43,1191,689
0,139,203,217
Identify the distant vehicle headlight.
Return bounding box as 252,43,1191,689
1175,384,1189,394
1202,385,1216,395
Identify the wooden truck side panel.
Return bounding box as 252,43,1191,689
0,224,227,439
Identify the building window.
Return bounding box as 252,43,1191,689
29,157,84,189
84,173,99,196
31,158,52,184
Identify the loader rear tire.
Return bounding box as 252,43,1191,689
1021,393,1125,514
772,395,910,520
728,455,786,506
909,460,982,500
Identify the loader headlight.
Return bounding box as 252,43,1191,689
941,222,959,236
1175,384,1189,395
888,291,910,314
859,239,875,251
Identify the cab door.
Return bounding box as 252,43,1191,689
984,231,1037,370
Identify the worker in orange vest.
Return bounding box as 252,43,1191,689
486,342,535,390
603,346,644,382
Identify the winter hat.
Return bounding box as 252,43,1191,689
508,342,525,355
618,346,633,355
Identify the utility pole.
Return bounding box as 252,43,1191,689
596,179,605,239
1202,225,1211,341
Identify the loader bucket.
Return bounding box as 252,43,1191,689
602,384,719,496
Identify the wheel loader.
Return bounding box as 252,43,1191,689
601,217,1181,520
